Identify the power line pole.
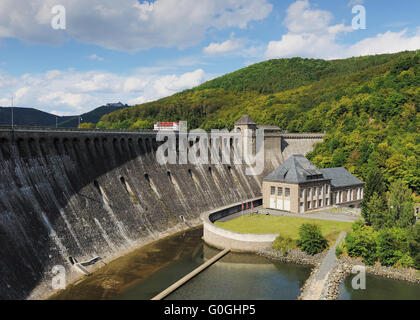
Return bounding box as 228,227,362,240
11,95,14,130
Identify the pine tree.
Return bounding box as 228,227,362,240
388,180,415,228
366,193,389,229
361,167,387,224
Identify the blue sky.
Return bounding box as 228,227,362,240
0,0,419,116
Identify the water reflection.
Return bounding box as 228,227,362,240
118,239,312,300
53,226,312,300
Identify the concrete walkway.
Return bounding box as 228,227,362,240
151,248,230,300
218,206,359,223
299,232,346,300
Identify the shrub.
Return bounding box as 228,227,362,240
335,244,344,257
345,225,378,265
273,235,297,256
377,228,411,267
395,254,414,268
413,253,420,269
409,224,420,269
297,224,328,255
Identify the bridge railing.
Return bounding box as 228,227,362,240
0,125,156,134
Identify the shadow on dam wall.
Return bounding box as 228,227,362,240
0,128,323,299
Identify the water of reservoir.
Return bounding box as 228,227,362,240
339,274,420,300
52,226,419,300
52,227,311,300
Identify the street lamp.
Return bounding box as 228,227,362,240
11,95,14,129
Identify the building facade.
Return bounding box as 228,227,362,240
153,121,180,131
262,155,364,214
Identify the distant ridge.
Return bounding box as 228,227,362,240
0,103,128,128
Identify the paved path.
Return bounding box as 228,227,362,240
299,232,346,300
218,206,359,223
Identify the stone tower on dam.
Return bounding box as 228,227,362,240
0,121,323,299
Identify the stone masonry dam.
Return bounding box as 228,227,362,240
0,126,323,299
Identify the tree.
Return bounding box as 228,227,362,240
297,224,328,255
78,122,95,129
376,228,412,267
365,192,388,229
362,167,387,224
408,224,420,269
388,180,415,228
345,224,378,265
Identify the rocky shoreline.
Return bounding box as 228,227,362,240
258,248,324,267
324,257,420,300
260,248,420,300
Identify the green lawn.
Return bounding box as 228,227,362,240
215,214,353,245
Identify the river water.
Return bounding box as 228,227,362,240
339,274,420,300
51,226,419,300
52,227,311,300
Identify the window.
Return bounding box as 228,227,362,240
313,187,317,196
318,187,322,195
307,188,311,196
278,187,283,196
299,190,304,198
307,201,311,209
325,185,329,194
319,199,322,207
270,186,275,195
285,188,290,197
325,198,329,206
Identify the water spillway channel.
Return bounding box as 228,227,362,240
51,227,312,300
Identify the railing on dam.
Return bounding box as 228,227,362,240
0,125,156,134
0,125,325,138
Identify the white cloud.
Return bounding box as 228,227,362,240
0,0,272,51
347,0,364,7
87,54,104,61
152,69,206,97
346,29,420,57
265,0,420,60
265,0,353,59
203,37,243,55
0,68,210,115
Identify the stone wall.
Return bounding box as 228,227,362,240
202,198,278,253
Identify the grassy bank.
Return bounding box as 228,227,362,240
215,215,352,245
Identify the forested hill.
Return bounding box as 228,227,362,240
98,51,420,193
0,104,126,128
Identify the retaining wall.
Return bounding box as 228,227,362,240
202,197,279,252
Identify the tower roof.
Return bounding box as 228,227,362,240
235,115,256,126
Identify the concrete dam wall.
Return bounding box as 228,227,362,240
0,127,323,299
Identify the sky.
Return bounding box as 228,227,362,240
0,0,419,116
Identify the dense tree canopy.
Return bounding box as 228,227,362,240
98,51,420,194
